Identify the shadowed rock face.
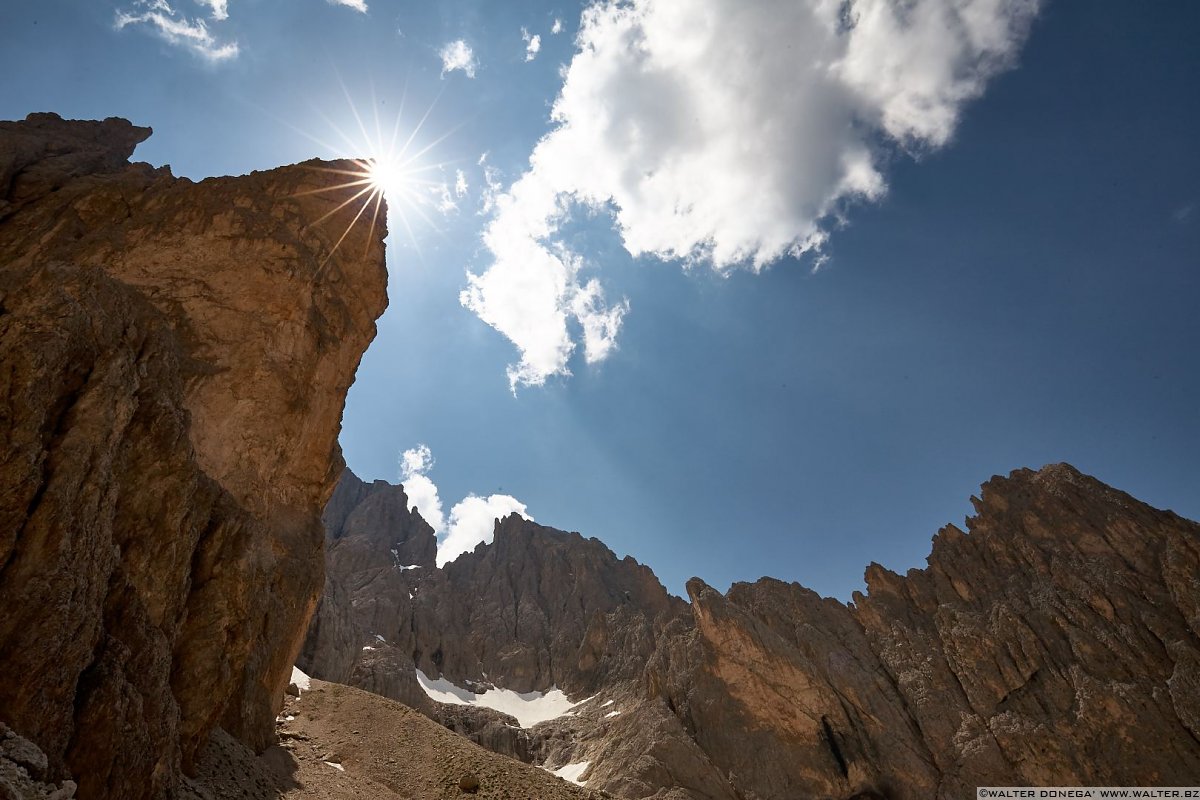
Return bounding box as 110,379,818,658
306,464,1200,800
301,473,686,694
0,113,388,799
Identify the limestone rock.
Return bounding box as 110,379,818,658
0,724,77,800
303,473,686,699
0,113,388,799
304,464,1200,800
653,464,1200,799
408,514,686,695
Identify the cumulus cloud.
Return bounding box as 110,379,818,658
399,445,445,534
440,39,478,77
455,169,469,197
551,18,564,35
462,0,1041,388
398,445,531,567
327,0,368,10
115,0,238,61
195,0,228,20
438,494,532,567
522,27,542,61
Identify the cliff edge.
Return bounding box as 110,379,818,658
0,113,388,799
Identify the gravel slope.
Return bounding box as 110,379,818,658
186,678,603,800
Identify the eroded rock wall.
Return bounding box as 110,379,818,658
301,475,686,699
304,465,1200,800
666,465,1200,799
0,113,388,799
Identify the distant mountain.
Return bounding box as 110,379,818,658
303,463,1200,799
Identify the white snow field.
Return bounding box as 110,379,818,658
414,668,592,728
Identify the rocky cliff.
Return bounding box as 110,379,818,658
0,113,388,799
306,464,1200,799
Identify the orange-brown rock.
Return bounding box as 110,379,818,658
0,113,388,799
654,464,1200,799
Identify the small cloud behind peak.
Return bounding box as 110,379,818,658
397,445,531,567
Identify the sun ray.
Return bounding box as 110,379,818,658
271,67,462,267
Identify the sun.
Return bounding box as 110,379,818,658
287,83,457,267
365,155,408,198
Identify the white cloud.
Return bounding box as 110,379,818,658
398,445,532,567
438,494,531,567
522,27,542,61
551,18,564,35
461,173,630,390
478,164,504,214
436,183,458,214
115,0,238,61
399,444,445,534
462,0,1040,388
404,473,446,536
327,0,368,11
455,169,469,197
399,443,435,481
440,39,478,78
195,0,227,20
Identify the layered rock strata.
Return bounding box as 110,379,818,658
0,113,388,799
306,464,1200,800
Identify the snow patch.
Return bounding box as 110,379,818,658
375,634,386,643
391,548,422,571
551,761,590,785
323,761,345,772
605,710,620,718
362,645,375,651
414,668,587,728
290,666,311,692
601,699,614,707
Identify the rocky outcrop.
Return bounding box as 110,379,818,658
302,474,686,695
0,113,388,799
410,514,685,695
306,464,1200,800
653,464,1200,799
297,469,439,684
0,723,77,800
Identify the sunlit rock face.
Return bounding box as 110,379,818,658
0,112,388,799
646,464,1200,799
306,464,1200,800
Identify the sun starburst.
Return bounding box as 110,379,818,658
284,78,458,269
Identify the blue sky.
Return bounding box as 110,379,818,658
2,0,1197,599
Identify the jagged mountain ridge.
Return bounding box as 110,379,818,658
304,463,1200,800
2,113,1196,800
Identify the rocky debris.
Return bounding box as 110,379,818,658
435,705,535,763
0,723,77,800
0,113,388,799
184,678,598,800
304,464,1200,800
